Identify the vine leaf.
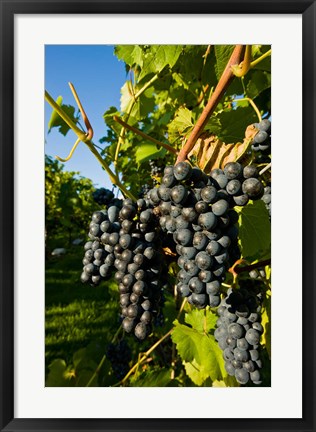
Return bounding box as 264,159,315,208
120,82,155,123
139,45,183,80
167,107,194,141
45,359,76,387
172,310,226,385
48,95,63,132
235,200,271,260
246,70,271,99
47,96,80,136
130,368,173,387
212,106,258,143
184,307,217,334
114,45,144,67
135,142,166,164
214,45,235,80
103,106,122,135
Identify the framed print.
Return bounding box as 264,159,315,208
1,1,315,431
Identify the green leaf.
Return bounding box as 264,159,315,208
73,348,87,368
48,96,63,132
171,321,202,363
171,320,226,385
172,72,189,89
215,106,258,143
251,45,271,72
184,307,217,334
214,45,235,80
167,107,193,141
204,116,222,135
183,359,206,386
120,82,155,122
120,81,133,113
246,70,271,100
130,368,172,387
236,200,271,259
135,142,166,164
45,359,75,387
182,334,226,385
114,45,143,67
103,106,121,135
139,45,183,80
47,98,80,136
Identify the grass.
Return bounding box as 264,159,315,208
45,245,120,373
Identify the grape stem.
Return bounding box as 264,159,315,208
113,73,160,174
176,45,245,163
259,163,271,176
45,89,137,201
116,329,173,386
113,115,177,154
86,355,106,387
115,298,187,386
85,326,124,387
55,137,81,162
233,259,271,275
232,97,262,123
231,45,252,78
250,49,271,68
69,82,93,140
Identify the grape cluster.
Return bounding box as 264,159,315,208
80,200,123,286
249,267,266,280
92,187,115,206
145,161,264,308
82,161,266,338
106,339,132,380
138,184,151,199
149,158,165,179
215,286,264,385
113,199,166,341
251,119,271,154
81,198,165,340
262,185,271,217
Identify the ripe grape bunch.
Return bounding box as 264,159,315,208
81,198,166,341
92,187,115,206
106,339,132,380
215,284,264,385
145,161,264,309
251,119,271,154
80,160,265,342
262,185,271,217
149,158,166,179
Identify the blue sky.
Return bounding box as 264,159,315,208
45,45,127,189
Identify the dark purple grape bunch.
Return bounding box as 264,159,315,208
149,158,165,178
106,339,132,380
251,119,271,154
215,287,264,385
145,161,263,309
138,183,151,199
92,187,115,206
114,199,166,340
80,203,123,286
261,185,271,217
249,267,266,280
81,196,166,341
214,162,265,206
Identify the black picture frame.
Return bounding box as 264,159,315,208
1,1,315,431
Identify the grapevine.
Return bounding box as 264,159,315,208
45,44,271,388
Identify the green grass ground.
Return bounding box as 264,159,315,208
45,245,120,373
